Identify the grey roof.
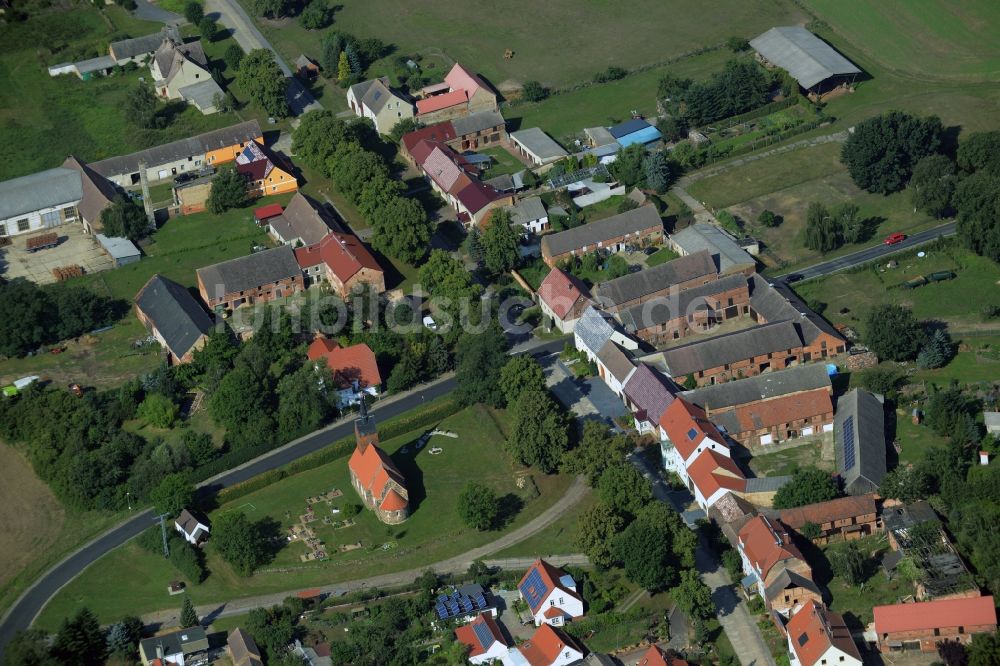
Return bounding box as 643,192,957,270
542,204,662,258
110,27,179,60
90,120,262,178
140,626,208,658
654,320,804,378
748,273,843,346
75,55,116,74
597,340,635,382
451,109,505,136
266,192,337,246
985,412,1000,430
670,223,756,274
507,196,547,226
750,26,861,90
484,173,515,192
618,273,748,332
584,126,617,147
764,567,821,602
609,118,651,139
175,508,210,537
351,77,407,114
510,127,568,161
96,234,141,260
154,38,207,81
882,501,939,534
683,363,831,411
0,167,82,220
583,654,617,666
196,245,301,297
178,79,224,110
745,475,793,494
595,249,718,309
135,274,214,359
575,306,617,356
835,389,886,495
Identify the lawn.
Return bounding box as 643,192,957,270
479,147,523,178
804,0,1000,82
0,2,243,181
37,404,575,625
816,536,911,628
893,415,948,467
747,439,835,477
645,247,680,267
492,489,596,559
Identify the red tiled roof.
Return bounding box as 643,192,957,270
778,494,877,530
455,178,500,214
254,203,283,221
730,389,833,434
379,488,407,512
687,449,746,500
738,515,806,581
348,443,405,500
308,337,382,389
518,559,581,614
402,122,457,155
517,624,581,666
637,645,690,666
455,613,508,658
416,89,468,115
444,63,490,99
660,397,727,461
422,145,466,191
537,268,590,321
874,595,997,635
294,232,382,283
787,600,862,666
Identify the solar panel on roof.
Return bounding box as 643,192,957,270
842,415,856,470
519,569,550,610
472,622,495,650
687,427,698,441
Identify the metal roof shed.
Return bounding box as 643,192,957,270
96,234,142,266
750,26,860,91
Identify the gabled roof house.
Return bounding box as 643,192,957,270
135,274,215,365
537,267,591,334
786,600,862,666
454,613,510,665
518,559,584,627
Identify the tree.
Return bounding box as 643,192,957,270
726,36,750,52
800,522,821,540
183,0,203,23
299,0,334,29
291,110,353,171
327,142,389,202
344,44,362,75
250,0,290,18
672,569,715,621
210,364,270,430
682,374,697,390
574,502,624,568
100,195,148,241
507,390,570,472
879,465,932,505
521,169,539,189
954,169,1000,264
841,111,943,194
206,167,249,214
609,144,647,187
213,511,268,576
457,482,501,530
865,304,925,361
804,202,842,253
138,392,178,428
562,420,632,485
337,50,351,83
389,117,419,141
521,80,547,102
498,355,546,406
224,44,245,71
276,365,335,441
369,195,432,263
757,209,780,227
911,154,956,218
855,365,904,396
51,607,106,666
925,383,973,438
454,324,509,407
917,328,954,369
829,541,867,585
151,473,194,516
834,202,864,244
180,596,199,627
125,82,160,129
772,467,840,509
656,115,688,143
245,604,297,662
598,463,653,519
237,49,288,118
5,629,57,666
106,616,142,658
480,209,520,275
643,151,672,193
198,17,217,42
466,227,484,268
420,249,475,301
956,130,1000,175
966,625,1000,665
614,519,676,591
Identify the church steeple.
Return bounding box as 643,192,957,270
353,397,379,453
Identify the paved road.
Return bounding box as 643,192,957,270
133,0,183,24
775,221,958,282
0,337,566,657
204,0,321,116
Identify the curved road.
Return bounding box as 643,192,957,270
0,338,566,656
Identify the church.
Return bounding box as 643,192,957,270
347,400,410,524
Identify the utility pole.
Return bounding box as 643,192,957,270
155,513,170,559
138,160,156,231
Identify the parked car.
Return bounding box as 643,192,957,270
173,172,197,184
785,273,803,283
884,232,907,245
643,246,659,256
422,316,438,331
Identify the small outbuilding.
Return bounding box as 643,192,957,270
175,508,211,545
96,234,142,266
750,26,861,94
509,128,568,167
609,118,662,148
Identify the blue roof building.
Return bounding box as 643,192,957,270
609,119,662,147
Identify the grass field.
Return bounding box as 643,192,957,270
491,489,596,559
645,247,680,267
805,0,1000,82
37,405,574,625
0,3,244,181
747,439,835,477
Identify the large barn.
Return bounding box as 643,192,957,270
750,26,861,95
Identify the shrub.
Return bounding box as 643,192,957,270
594,66,627,83
521,80,548,102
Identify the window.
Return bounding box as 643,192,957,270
559,597,564,604
0,223,5,235
17,218,29,232
959,626,965,634
549,600,555,606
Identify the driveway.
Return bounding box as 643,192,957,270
134,0,183,24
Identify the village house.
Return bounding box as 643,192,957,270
346,77,414,135
507,196,549,234
454,613,511,665
174,508,210,546
518,559,585,627
294,55,319,79
234,141,298,197
872,595,997,653
400,109,507,162
737,515,819,616
295,230,386,297
537,267,591,333
636,646,690,666
135,274,215,365
686,448,747,511
149,37,222,114
573,307,641,386
509,128,570,167
411,139,512,226
668,223,757,276
257,193,336,247
502,624,585,666
622,363,679,434
139,627,209,666
109,26,179,64
747,274,847,359
541,204,664,267
348,400,409,524
196,245,304,312
307,335,381,406
682,363,834,447
593,249,719,313
785,600,862,666
834,389,887,495
415,63,498,123
227,628,263,666
777,494,880,545
90,120,262,186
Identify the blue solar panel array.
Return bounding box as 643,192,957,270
519,569,550,610
842,415,856,470
435,587,489,620
472,621,495,649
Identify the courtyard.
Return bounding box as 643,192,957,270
0,223,114,285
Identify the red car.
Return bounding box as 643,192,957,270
884,233,907,245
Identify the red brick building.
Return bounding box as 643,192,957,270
594,250,719,313
778,494,880,545
348,401,409,525
295,231,385,298
541,205,664,267
873,595,997,653
196,245,304,312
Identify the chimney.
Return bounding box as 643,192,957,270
980,451,990,466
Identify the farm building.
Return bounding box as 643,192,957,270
96,234,141,266
541,204,663,266
415,63,498,123
110,26,179,64
609,119,662,148
834,389,887,495
506,196,549,234
668,223,756,276
135,274,215,365
509,128,569,167
750,26,861,95
196,245,304,312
